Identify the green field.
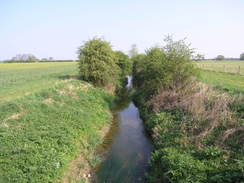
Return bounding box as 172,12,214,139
0,62,114,183
0,62,78,101
199,69,244,94
196,60,244,75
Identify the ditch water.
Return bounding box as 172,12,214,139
95,76,153,183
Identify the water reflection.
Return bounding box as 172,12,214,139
95,77,152,183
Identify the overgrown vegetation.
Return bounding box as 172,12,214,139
78,38,132,91
78,38,120,89
133,36,198,98
114,51,132,78
132,37,244,182
0,79,114,183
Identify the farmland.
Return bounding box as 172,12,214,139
199,69,244,94
0,62,114,183
196,60,244,75
0,62,77,101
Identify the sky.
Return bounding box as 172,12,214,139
0,0,244,60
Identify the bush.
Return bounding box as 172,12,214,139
78,38,120,88
216,55,225,61
114,51,132,78
132,36,198,96
131,54,147,88
149,148,208,183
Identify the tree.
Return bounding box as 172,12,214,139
132,36,198,95
194,54,205,61
240,53,244,60
11,54,38,62
78,38,120,87
129,44,138,58
41,58,48,61
216,55,225,61
114,51,132,77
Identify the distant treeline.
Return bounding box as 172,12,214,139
2,60,77,63
0,53,78,63
200,58,243,61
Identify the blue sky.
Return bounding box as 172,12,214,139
0,0,244,60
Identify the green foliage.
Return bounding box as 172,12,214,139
140,111,244,183
0,80,114,183
132,36,198,96
149,148,208,183
114,51,132,77
78,38,120,87
131,54,147,88
132,37,244,182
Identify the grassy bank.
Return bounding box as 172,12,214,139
0,62,77,101
131,39,244,182
133,84,244,183
0,79,114,183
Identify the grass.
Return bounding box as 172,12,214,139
134,84,244,183
0,62,78,101
198,69,244,94
196,60,244,75
0,62,116,182
0,79,114,183
133,66,244,182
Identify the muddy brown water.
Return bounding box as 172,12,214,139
95,77,153,183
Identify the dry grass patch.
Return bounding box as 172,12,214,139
148,81,241,147
42,98,54,104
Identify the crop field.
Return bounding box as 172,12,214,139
0,62,78,101
199,69,244,94
196,60,244,75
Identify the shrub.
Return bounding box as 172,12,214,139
78,38,120,88
149,148,208,183
131,54,147,89
132,36,198,96
114,51,132,77
216,55,225,61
